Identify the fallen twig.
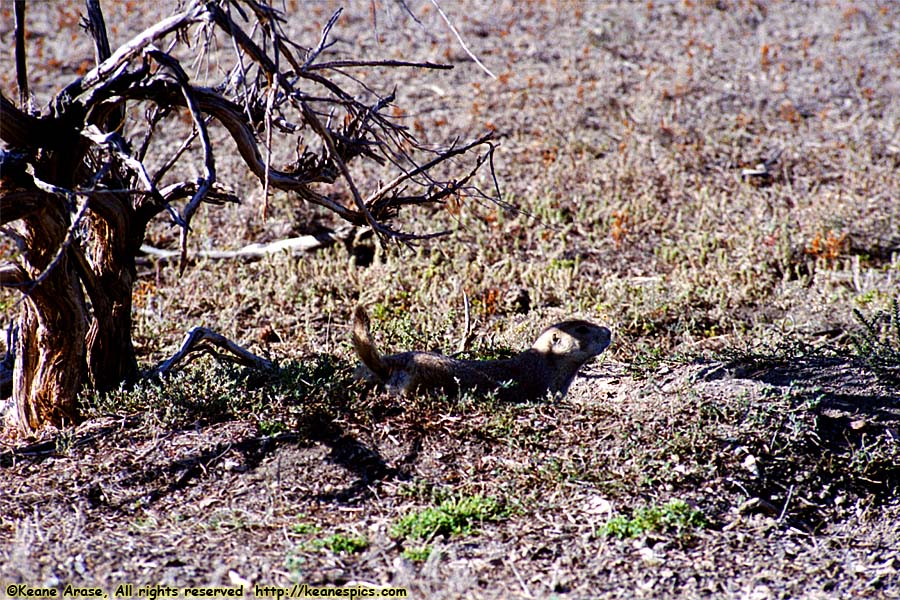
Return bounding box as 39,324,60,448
152,327,276,378
138,226,357,265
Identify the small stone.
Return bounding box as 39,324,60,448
742,454,759,477
638,547,659,566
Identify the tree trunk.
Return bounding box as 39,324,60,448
13,202,88,433
83,206,140,393
79,0,137,393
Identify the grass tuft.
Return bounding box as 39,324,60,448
401,545,433,562
83,355,359,432
391,494,508,541
603,499,708,539
316,533,369,555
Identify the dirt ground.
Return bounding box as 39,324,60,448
2,1,899,598
2,356,898,598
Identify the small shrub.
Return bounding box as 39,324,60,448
852,297,900,383
83,354,357,431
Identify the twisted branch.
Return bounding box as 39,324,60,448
152,327,276,378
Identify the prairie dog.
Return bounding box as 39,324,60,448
351,306,611,401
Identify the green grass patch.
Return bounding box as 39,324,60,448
401,545,433,562
391,494,508,541
603,499,707,539
315,533,369,554
290,517,320,536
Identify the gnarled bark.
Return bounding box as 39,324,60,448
11,199,88,432
82,210,139,393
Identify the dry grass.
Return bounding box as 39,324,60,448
2,1,900,598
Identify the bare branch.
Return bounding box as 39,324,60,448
76,1,207,93
302,8,342,70
80,125,185,228
0,150,51,221
204,4,356,106
202,2,489,238
144,49,217,272
237,0,304,74
428,0,496,79
84,0,125,133
0,263,29,288
307,59,452,71
363,133,495,208
159,181,240,206
291,97,389,237
381,142,497,215
124,81,362,221
152,327,276,378
394,0,426,28
13,0,29,109
0,93,58,149
84,0,112,65
151,126,200,186
136,105,169,164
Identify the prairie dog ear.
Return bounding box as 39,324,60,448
549,330,575,353
534,326,575,354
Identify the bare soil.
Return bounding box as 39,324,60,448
1,356,898,598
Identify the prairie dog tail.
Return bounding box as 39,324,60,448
352,305,389,379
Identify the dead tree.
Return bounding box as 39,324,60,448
0,0,498,434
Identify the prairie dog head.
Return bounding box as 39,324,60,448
532,320,612,361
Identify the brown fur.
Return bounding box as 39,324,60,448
352,305,611,401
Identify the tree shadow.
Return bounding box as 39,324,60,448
1,357,414,511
